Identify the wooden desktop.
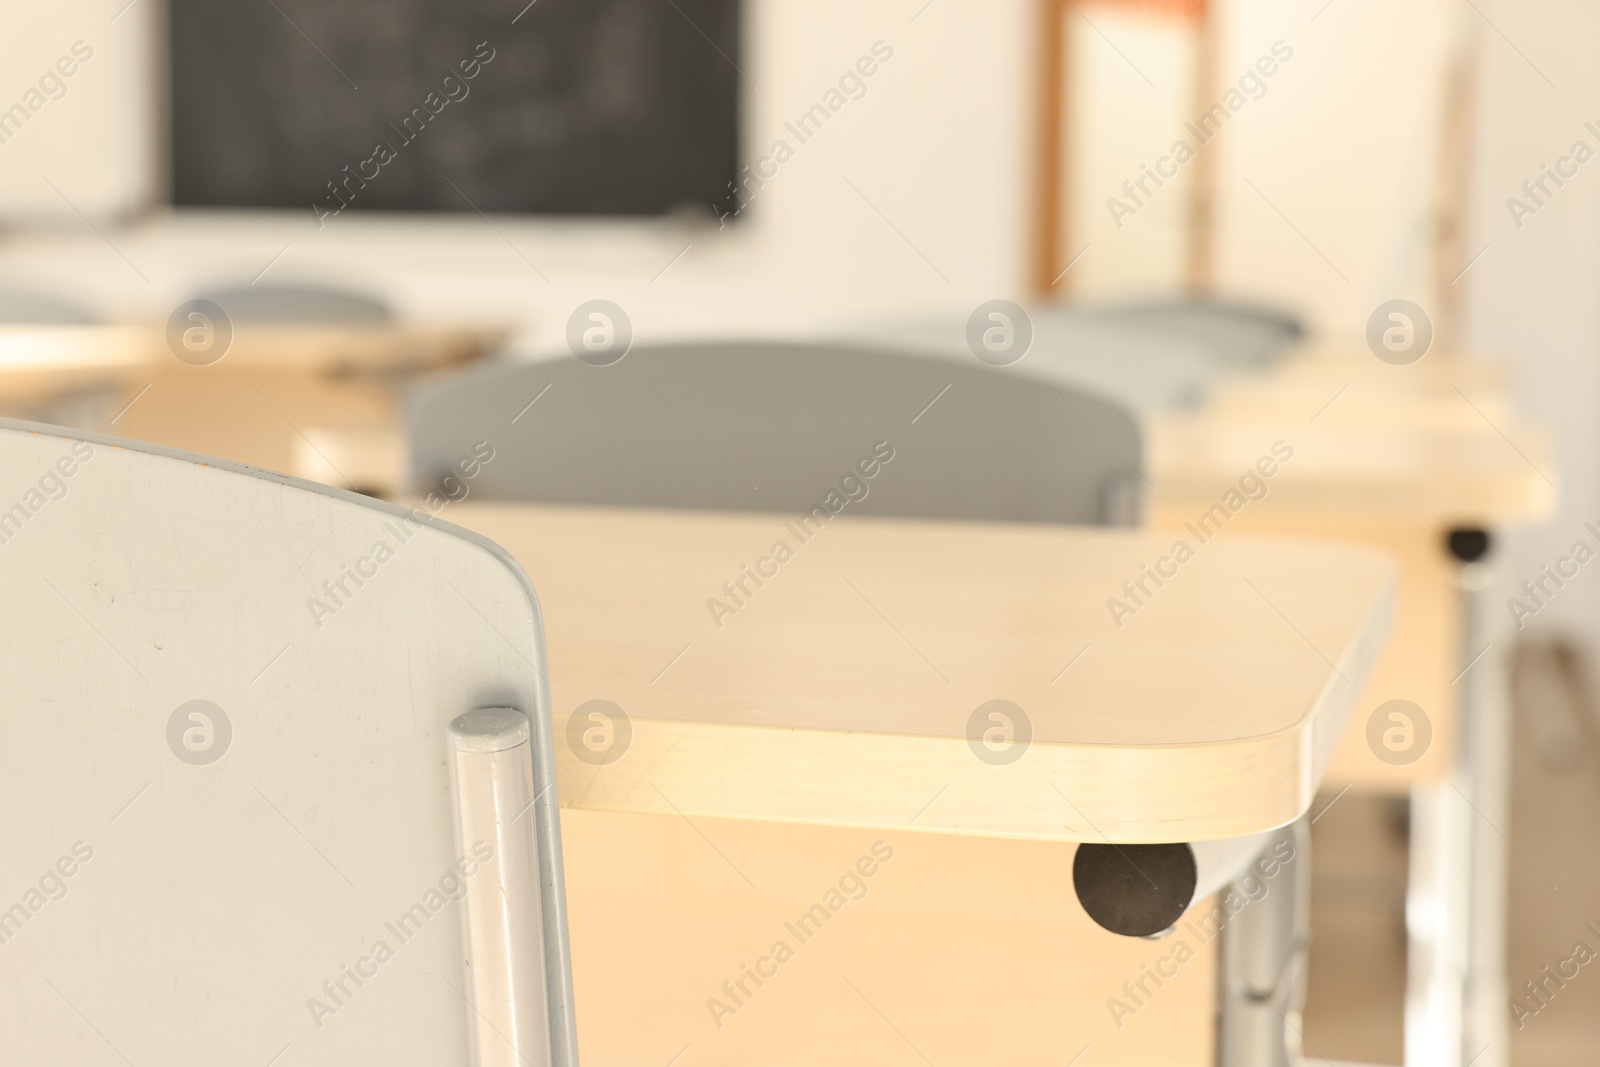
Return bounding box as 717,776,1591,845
443,501,1397,1066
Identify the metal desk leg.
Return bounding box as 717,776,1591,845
1456,546,1510,1067
1405,780,1470,1067
1217,818,1310,1067
1405,529,1507,1067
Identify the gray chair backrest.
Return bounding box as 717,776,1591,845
848,307,1221,415
1086,299,1302,368
192,282,391,323
409,342,1143,526
0,287,96,325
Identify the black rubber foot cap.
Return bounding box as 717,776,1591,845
1073,842,1197,937
1446,528,1492,563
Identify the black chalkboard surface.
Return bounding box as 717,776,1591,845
170,0,740,219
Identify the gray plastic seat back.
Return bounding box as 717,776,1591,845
848,307,1221,415
0,287,96,324
192,282,391,323
409,342,1143,526
1087,299,1302,368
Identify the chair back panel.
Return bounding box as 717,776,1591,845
410,342,1143,526
0,420,575,1067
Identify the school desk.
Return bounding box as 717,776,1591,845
1149,364,1554,790
442,502,1397,1065
0,325,148,406
1148,354,1554,1067
0,321,496,395
55,322,507,492
1240,339,1509,394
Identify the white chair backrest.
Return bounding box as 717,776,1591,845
0,419,574,1067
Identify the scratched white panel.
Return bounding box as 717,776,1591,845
0,421,573,1066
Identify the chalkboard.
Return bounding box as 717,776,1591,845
170,0,740,219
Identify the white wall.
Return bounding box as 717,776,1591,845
1065,0,1600,673
1067,5,1197,297
1461,0,1600,669
1211,0,1457,332
1066,0,1459,334
0,0,159,221
0,1,1038,349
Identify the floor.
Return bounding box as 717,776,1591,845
1298,638,1600,1066
1301,790,1409,1064
1503,640,1600,1066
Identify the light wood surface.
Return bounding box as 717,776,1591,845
1273,339,1511,391
561,809,1221,1066
1150,509,1459,792
114,366,399,489
214,323,501,374
0,322,500,384
0,322,503,494
8,323,506,494
1198,343,1520,430
1152,350,1553,792
1177,341,1532,439
446,502,1396,844
0,326,149,403
1151,415,1555,524
1204,376,1519,430
447,503,1351,1064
